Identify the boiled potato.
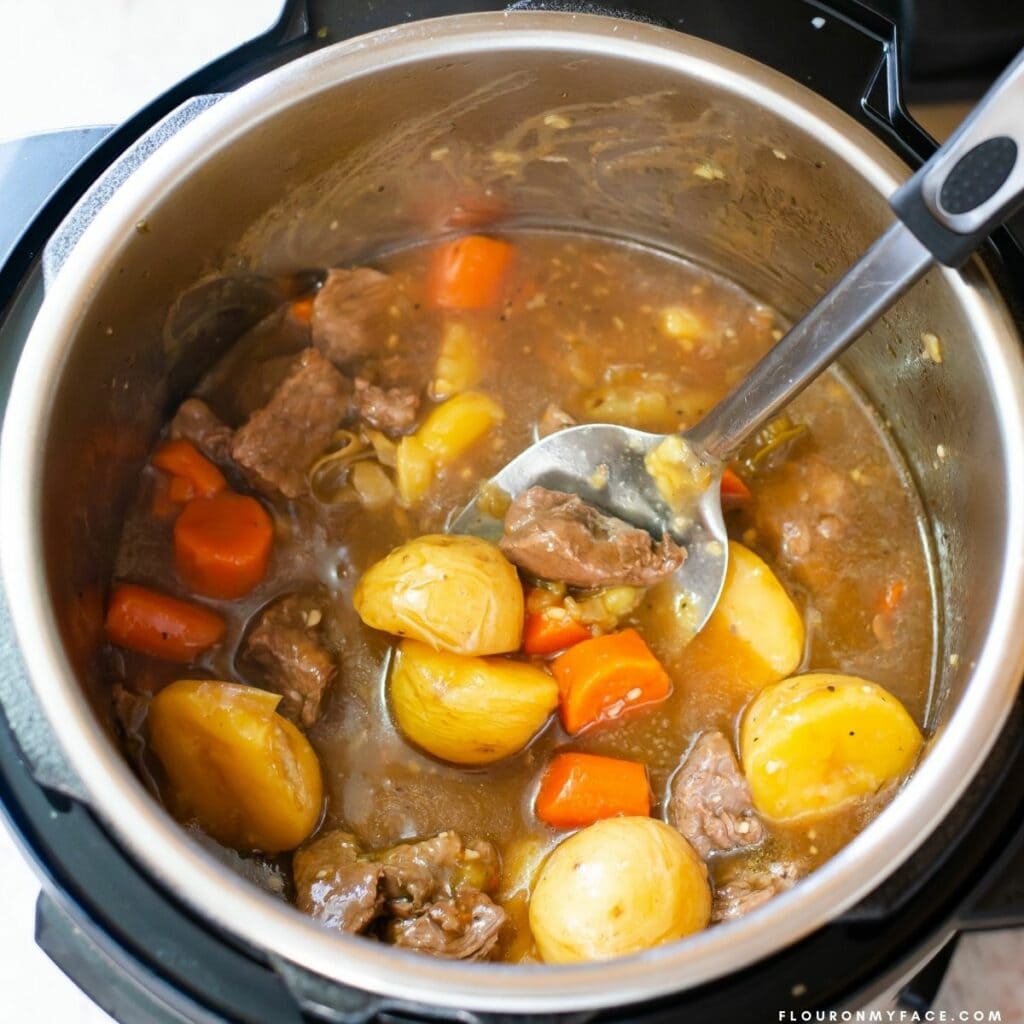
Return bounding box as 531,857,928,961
711,541,805,678
430,321,481,400
395,391,503,503
740,672,924,821
354,534,524,655
390,640,558,765
529,817,710,963
148,680,323,853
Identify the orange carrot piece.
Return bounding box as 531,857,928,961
523,609,592,656
167,475,195,504
551,628,672,735
426,235,514,311
105,583,225,663
720,466,752,504
290,297,314,324
174,493,273,599
152,440,226,500
535,752,650,829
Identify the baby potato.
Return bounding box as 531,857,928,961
689,541,804,686
740,672,924,821
354,534,524,655
529,817,710,963
148,680,323,853
390,640,558,765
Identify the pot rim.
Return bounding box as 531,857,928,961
3,12,1024,1014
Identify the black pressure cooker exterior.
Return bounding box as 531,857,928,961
1,2,1022,1022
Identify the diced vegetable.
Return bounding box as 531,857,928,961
658,304,708,343
148,680,323,852
528,817,710,963
430,321,481,400
535,752,650,829
417,391,504,461
389,639,558,765
350,459,395,509
354,534,524,655
720,466,752,503
427,234,514,311
395,435,435,504
395,392,504,504
105,583,225,662
174,493,274,599
522,607,592,656
740,672,923,821
152,440,227,502
645,435,712,512
551,628,672,734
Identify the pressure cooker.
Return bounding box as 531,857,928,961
1,1,1022,1021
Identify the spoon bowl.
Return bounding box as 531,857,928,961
448,423,729,637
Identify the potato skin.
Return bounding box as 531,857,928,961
741,672,924,821
148,680,323,853
390,640,558,765
354,534,524,655
529,817,711,963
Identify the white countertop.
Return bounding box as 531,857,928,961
0,2,1020,1021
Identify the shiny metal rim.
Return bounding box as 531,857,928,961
2,12,1023,1013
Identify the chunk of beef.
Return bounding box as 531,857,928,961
231,348,351,498
499,486,685,588
293,831,384,932
292,829,505,961
169,398,234,464
353,377,419,435
311,268,396,367
243,594,335,727
668,731,765,859
536,403,577,438
387,892,505,960
712,861,801,922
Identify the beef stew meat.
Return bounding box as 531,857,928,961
106,232,934,964
499,486,685,587
231,347,351,499
242,593,336,728
311,267,398,367
294,830,505,960
668,731,765,860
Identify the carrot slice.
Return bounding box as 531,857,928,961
152,440,226,500
174,493,273,599
105,583,225,663
720,466,752,504
535,752,651,829
523,609,592,656
427,235,514,311
167,475,195,504
551,628,672,735
290,297,314,324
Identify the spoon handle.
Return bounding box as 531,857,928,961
687,47,1024,464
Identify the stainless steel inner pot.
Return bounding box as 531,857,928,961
3,12,1024,1015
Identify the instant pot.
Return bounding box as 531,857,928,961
1,1,1023,1021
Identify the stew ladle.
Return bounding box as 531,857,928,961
451,48,1024,636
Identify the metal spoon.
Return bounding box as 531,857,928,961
451,48,1024,634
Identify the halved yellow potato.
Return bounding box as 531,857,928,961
713,541,804,678
354,534,524,655
740,672,924,821
148,680,323,853
529,817,710,963
389,639,558,765
637,541,804,706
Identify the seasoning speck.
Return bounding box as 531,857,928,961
135,219,150,234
